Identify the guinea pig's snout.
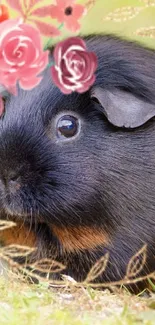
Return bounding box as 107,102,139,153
0,168,22,194
1,170,21,192
0,126,46,217
0,158,32,215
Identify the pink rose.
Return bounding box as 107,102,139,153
51,37,98,94
0,19,49,94
0,96,4,117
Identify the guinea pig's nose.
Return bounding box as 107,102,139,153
9,174,21,188
1,171,21,191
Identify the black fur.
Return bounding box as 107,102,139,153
0,35,155,290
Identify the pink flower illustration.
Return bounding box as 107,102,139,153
51,37,98,94
6,0,60,37
50,0,86,32
0,19,49,94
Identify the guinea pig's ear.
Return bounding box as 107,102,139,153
91,87,155,128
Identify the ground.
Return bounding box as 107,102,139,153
1,221,155,324
0,274,155,325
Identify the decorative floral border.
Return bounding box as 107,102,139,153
0,0,98,115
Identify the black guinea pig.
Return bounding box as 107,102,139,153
0,34,155,290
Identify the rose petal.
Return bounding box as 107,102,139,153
52,64,83,93
19,75,43,90
75,51,97,81
0,71,17,94
20,23,43,49
1,24,43,60
65,51,85,78
77,75,96,93
0,57,12,71
51,37,98,94
0,19,23,44
4,38,37,67
88,52,98,73
1,24,43,67
62,74,76,87
0,19,49,92
51,65,73,94
18,51,49,77
0,96,4,117
53,37,86,65
60,59,72,78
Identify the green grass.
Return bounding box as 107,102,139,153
0,276,155,325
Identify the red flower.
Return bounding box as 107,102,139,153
0,19,49,94
50,0,86,32
51,37,98,94
0,97,4,117
0,4,9,22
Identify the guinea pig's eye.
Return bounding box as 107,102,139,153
56,115,79,139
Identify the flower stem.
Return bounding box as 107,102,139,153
43,23,64,51
58,22,64,30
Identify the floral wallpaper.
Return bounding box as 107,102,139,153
1,0,155,49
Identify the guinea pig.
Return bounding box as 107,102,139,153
0,34,155,291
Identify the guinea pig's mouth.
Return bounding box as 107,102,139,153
2,204,44,224
1,195,40,221
0,185,45,223
0,187,49,224
3,205,30,218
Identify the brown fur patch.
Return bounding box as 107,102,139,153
0,223,36,247
52,225,109,253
